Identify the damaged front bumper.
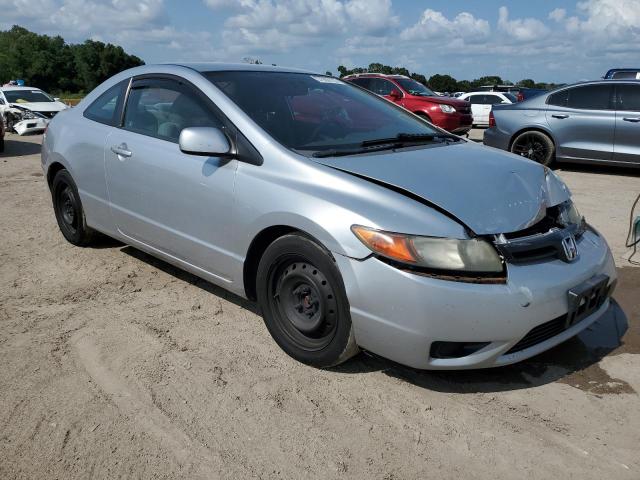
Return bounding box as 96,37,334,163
13,117,49,135
335,228,616,370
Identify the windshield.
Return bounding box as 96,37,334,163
204,71,439,153
394,78,436,97
3,89,54,103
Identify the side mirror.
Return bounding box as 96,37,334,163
179,127,234,157
389,89,402,99
54,97,61,102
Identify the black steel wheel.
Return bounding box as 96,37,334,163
51,169,95,246
256,234,358,367
510,131,555,166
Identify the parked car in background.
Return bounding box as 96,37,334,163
344,73,472,134
484,80,640,168
476,85,548,101
458,91,516,127
0,86,68,135
604,68,640,80
0,113,4,152
42,63,617,370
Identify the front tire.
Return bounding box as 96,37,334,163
510,131,555,166
51,169,96,246
256,234,359,368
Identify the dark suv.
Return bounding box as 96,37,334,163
344,73,472,134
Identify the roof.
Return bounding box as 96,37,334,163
343,72,411,79
165,62,314,74
0,86,42,91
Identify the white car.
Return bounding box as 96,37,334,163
0,86,68,135
458,91,517,127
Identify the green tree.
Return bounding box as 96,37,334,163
0,25,143,93
427,74,458,93
518,78,536,88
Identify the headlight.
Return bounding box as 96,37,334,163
559,200,584,227
351,225,503,273
439,104,456,113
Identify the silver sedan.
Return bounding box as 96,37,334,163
484,79,640,168
42,64,617,369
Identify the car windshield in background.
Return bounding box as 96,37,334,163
204,71,439,154
4,89,54,103
394,78,436,97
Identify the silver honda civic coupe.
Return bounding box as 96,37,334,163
42,63,617,370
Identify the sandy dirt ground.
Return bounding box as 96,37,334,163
1,132,639,479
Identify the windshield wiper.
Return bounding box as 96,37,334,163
311,133,463,158
312,143,404,158
361,132,462,147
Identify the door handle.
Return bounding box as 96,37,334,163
110,144,132,158
622,117,640,123
552,114,569,119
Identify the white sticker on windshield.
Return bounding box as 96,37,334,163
311,76,344,84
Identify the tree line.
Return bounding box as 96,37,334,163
0,26,144,94
337,63,563,92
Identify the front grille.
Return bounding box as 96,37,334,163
505,315,567,354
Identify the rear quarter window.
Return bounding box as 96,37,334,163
84,80,128,126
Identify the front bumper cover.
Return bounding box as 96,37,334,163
334,229,617,370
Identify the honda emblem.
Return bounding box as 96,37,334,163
561,235,578,262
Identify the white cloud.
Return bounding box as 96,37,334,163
497,6,549,42
548,8,566,22
400,9,489,42
216,0,399,54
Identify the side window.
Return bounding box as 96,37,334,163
566,85,613,110
467,95,483,104
368,79,394,96
486,95,503,105
612,71,639,80
617,84,640,111
123,79,223,142
349,78,371,90
84,80,128,126
548,89,569,107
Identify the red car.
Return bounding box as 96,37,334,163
344,73,473,134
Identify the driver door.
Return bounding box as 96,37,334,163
105,76,239,281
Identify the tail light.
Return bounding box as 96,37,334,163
517,92,524,102
489,111,496,128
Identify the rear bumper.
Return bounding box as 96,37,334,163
334,229,616,370
483,126,511,151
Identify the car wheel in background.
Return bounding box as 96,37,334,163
510,131,555,166
256,234,359,368
51,169,96,246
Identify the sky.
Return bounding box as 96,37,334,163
1,0,639,83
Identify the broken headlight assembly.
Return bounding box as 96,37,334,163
351,225,504,275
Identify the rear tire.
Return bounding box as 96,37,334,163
510,131,555,166
0,137,4,153
51,169,96,246
256,234,359,368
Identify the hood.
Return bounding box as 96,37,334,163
414,96,469,107
9,101,67,112
313,142,570,235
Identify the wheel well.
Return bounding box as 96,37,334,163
47,162,66,188
243,225,300,301
508,127,555,151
